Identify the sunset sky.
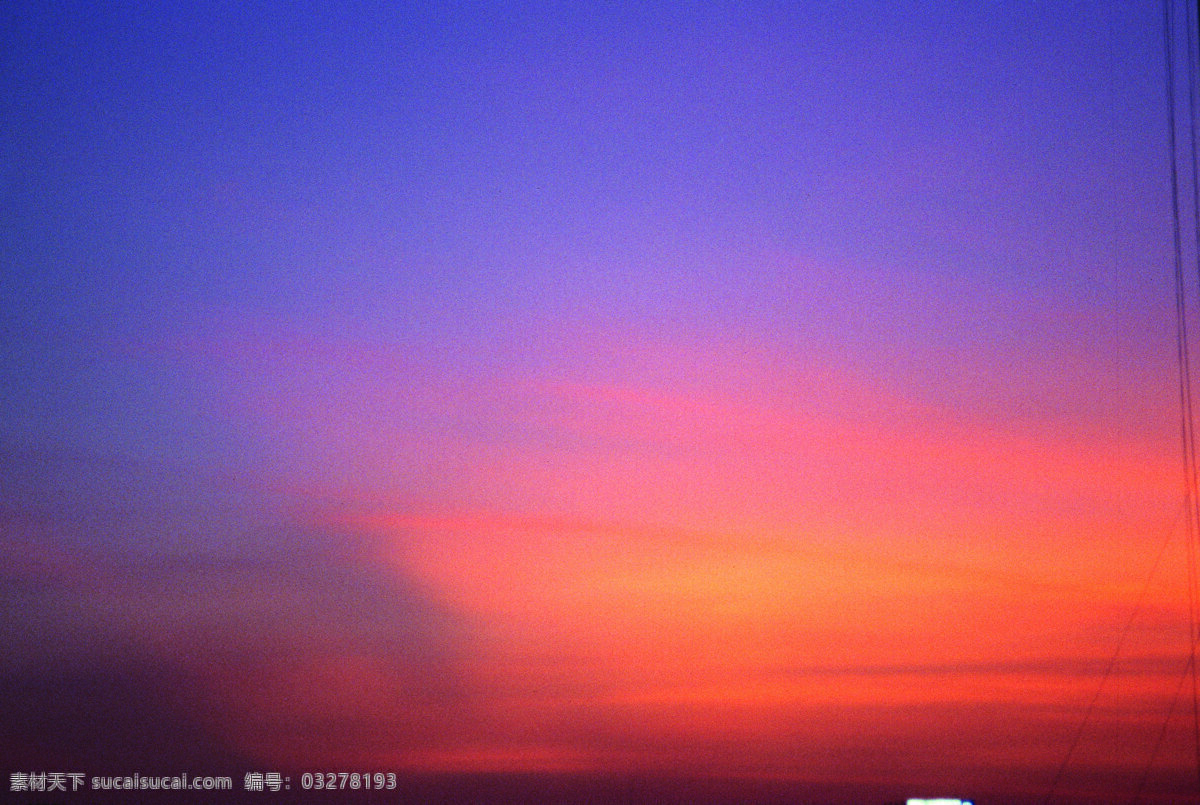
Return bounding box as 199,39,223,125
3,2,1200,802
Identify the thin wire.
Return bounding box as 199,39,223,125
1171,0,1200,782
1133,650,1195,804
1041,503,1183,804
1162,0,1200,775
1047,3,1200,799
1049,2,1200,799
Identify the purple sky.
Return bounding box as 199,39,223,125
4,2,1200,803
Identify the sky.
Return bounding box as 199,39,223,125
3,1,1200,803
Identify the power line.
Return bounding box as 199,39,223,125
1041,503,1184,804
1048,2,1200,799
1164,0,1200,789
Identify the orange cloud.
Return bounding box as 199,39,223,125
119,312,1196,789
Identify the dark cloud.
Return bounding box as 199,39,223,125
0,660,249,773
0,443,471,780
